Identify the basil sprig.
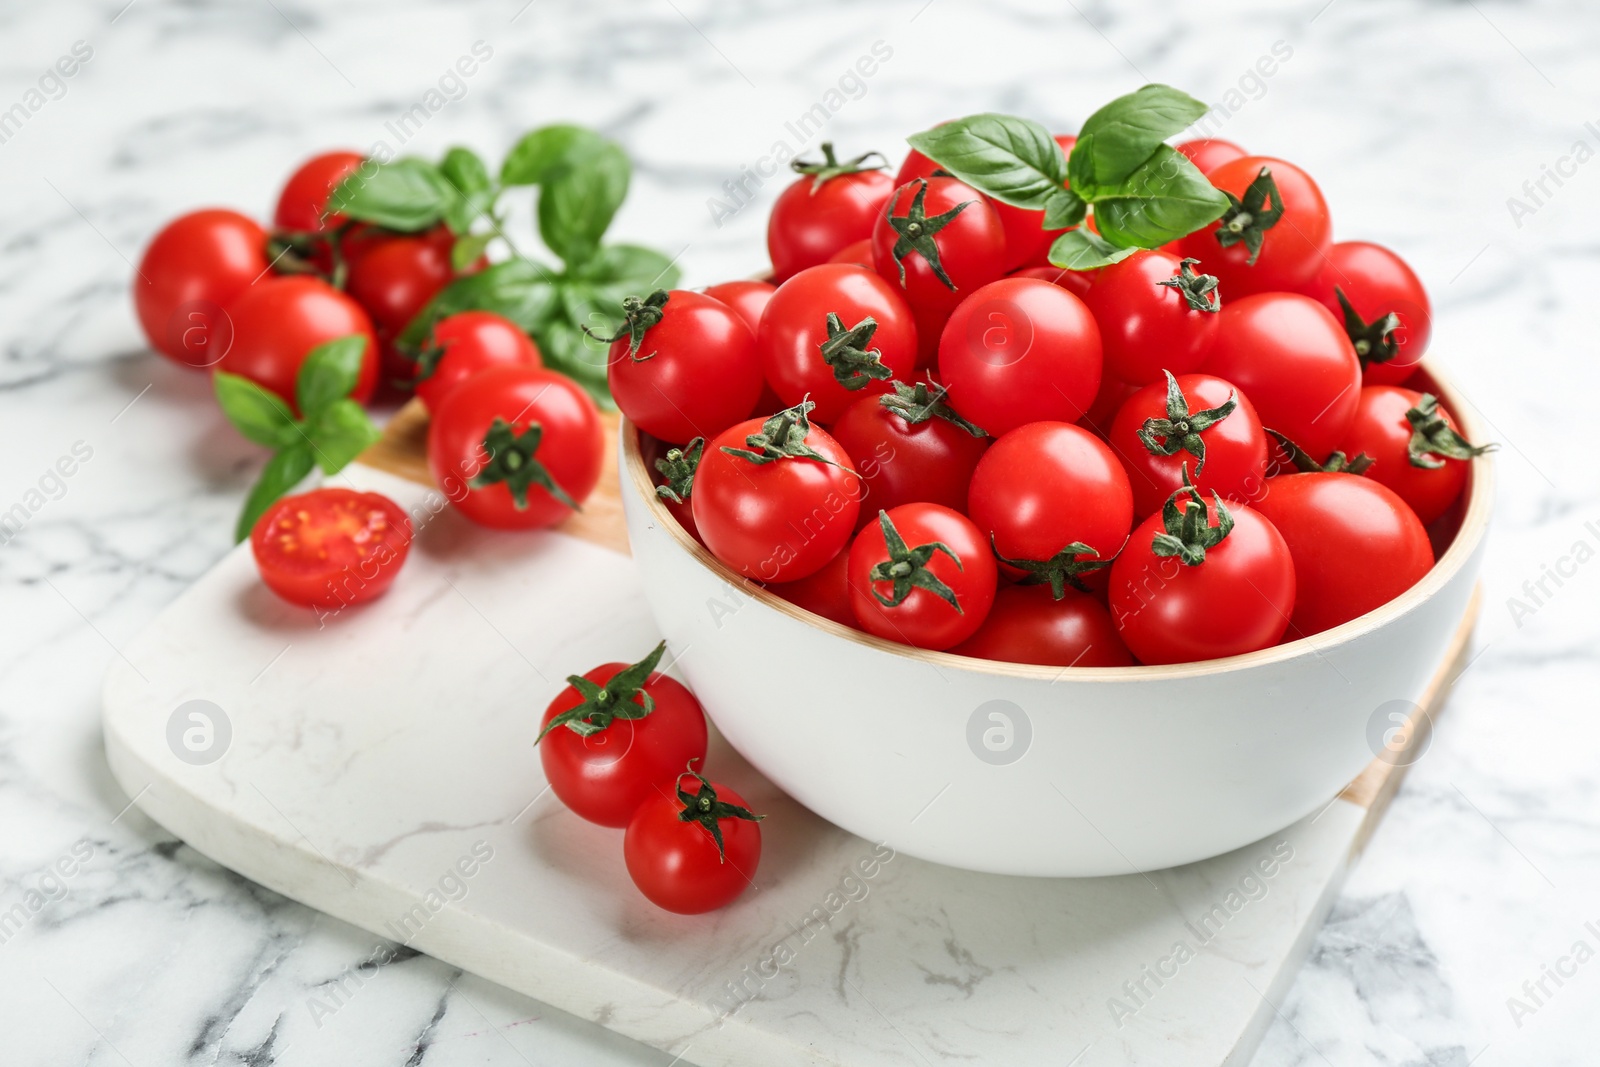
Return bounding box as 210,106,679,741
214,335,381,542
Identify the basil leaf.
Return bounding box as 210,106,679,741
538,140,630,266
451,232,493,272
1041,188,1088,230
439,146,495,235
500,125,608,186
1069,84,1210,194
1089,145,1230,249
234,444,315,543
905,113,1068,209
327,157,452,232
538,312,613,407
295,335,368,418
304,398,381,474
215,372,300,448
1046,227,1141,271
399,258,561,347
573,243,682,304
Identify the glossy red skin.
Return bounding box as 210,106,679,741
828,390,990,528
827,239,874,269
1205,293,1360,463
848,503,997,650
274,150,366,232
1079,375,1137,440
755,264,919,423
1083,250,1221,387
872,177,1007,325
692,417,862,582
415,311,542,414
625,776,761,914
1340,386,1470,526
894,147,939,186
949,583,1132,667
768,168,895,282
221,276,380,408
1009,264,1095,301
608,290,763,444
1108,373,1270,519
135,209,269,368
1109,503,1295,664
702,280,776,332
986,133,1078,271
1173,138,1247,175
968,421,1134,579
1254,472,1432,637
937,277,1103,435
1302,241,1432,386
427,366,604,530
250,488,412,609
346,228,458,383
539,666,708,828
1180,156,1331,298
765,545,854,627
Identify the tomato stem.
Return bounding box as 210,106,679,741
720,400,840,467
1265,429,1374,475
582,289,670,360
676,761,764,862
1213,167,1283,267
990,534,1112,599
1404,394,1495,470
1334,287,1403,370
819,313,892,390
537,641,668,742
654,437,704,504
878,379,987,437
791,142,888,189
868,510,964,612
1150,465,1233,566
1157,258,1221,312
1136,370,1237,474
471,417,581,512
884,179,972,292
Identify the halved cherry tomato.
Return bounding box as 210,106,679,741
1339,386,1489,525
768,144,895,282
1083,250,1220,387
847,504,997,650
135,209,269,369
414,310,542,414
250,488,412,609
624,769,763,914
949,583,1132,667
1179,155,1331,298
274,150,366,232
1302,241,1433,387
702,279,776,333
221,276,380,409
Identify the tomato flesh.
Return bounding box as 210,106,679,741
251,488,412,609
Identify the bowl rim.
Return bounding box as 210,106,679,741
621,357,1494,681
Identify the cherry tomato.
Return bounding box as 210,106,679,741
937,277,1103,435
827,239,874,269
427,365,604,530
828,381,990,527
765,544,855,628
273,150,366,232
1108,372,1270,519
1339,386,1488,525
949,583,1132,667
1172,138,1247,175
605,290,763,444
1179,156,1331,298
692,404,862,582
872,177,1006,351
702,279,775,332
1009,263,1095,301
1109,489,1295,665
1302,241,1432,387
1083,251,1220,387
968,421,1133,590
1204,293,1360,464
755,264,918,423
537,642,709,828
414,311,543,414
1254,472,1433,637
893,146,939,187
642,433,703,542
767,145,895,282
221,276,380,408
848,504,997,650
250,488,411,609
346,228,458,382
134,209,269,369
1079,375,1137,439
624,770,763,914
985,133,1078,271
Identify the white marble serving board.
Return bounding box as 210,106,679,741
102,462,1446,1067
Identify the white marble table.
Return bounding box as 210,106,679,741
1,0,1597,1064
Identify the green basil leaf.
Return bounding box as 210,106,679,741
905,114,1068,209
234,444,315,543
398,258,561,348
327,157,452,232
1089,145,1230,249
450,232,494,272
1046,227,1142,271
1041,188,1088,230
439,146,495,235
215,371,300,448
295,335,369,418
537,312,614,408
538,140,630,266
305,398,381,474
572,243,681,305
1069,84,1211,194
500,124,608,186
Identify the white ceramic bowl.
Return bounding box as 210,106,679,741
619,363,1492,876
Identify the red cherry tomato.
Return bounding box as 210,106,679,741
1179,156,1331,298
692,405,862,582
848,504,997,650
624,771,763,914
1302,241,1433,387
1079,375,1137,439
1107,372,1270,519
1109,492,1295,664
605,290,763,444
893,147,939,187
1172,138,1247,175
221,276,380,409
1204,293,1360,464
273,150,366,232
414,311,542,414
641,433,703,542
537,643,709,828
828,382,990,527
1008,264,1095,301
968,421,1133,588
1254,472,1433,637
767,147,895,282
702,279,775,332
765,545,855,628
250,488,412,609
949,583,1132,667
345,228,458,382
135,209,270,369
937,277,1103,436
427,366,604,530
872,176,1006,332
1083,250,1221,387
1339,386,1486,525
755,264,919,423
827,239,874,269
